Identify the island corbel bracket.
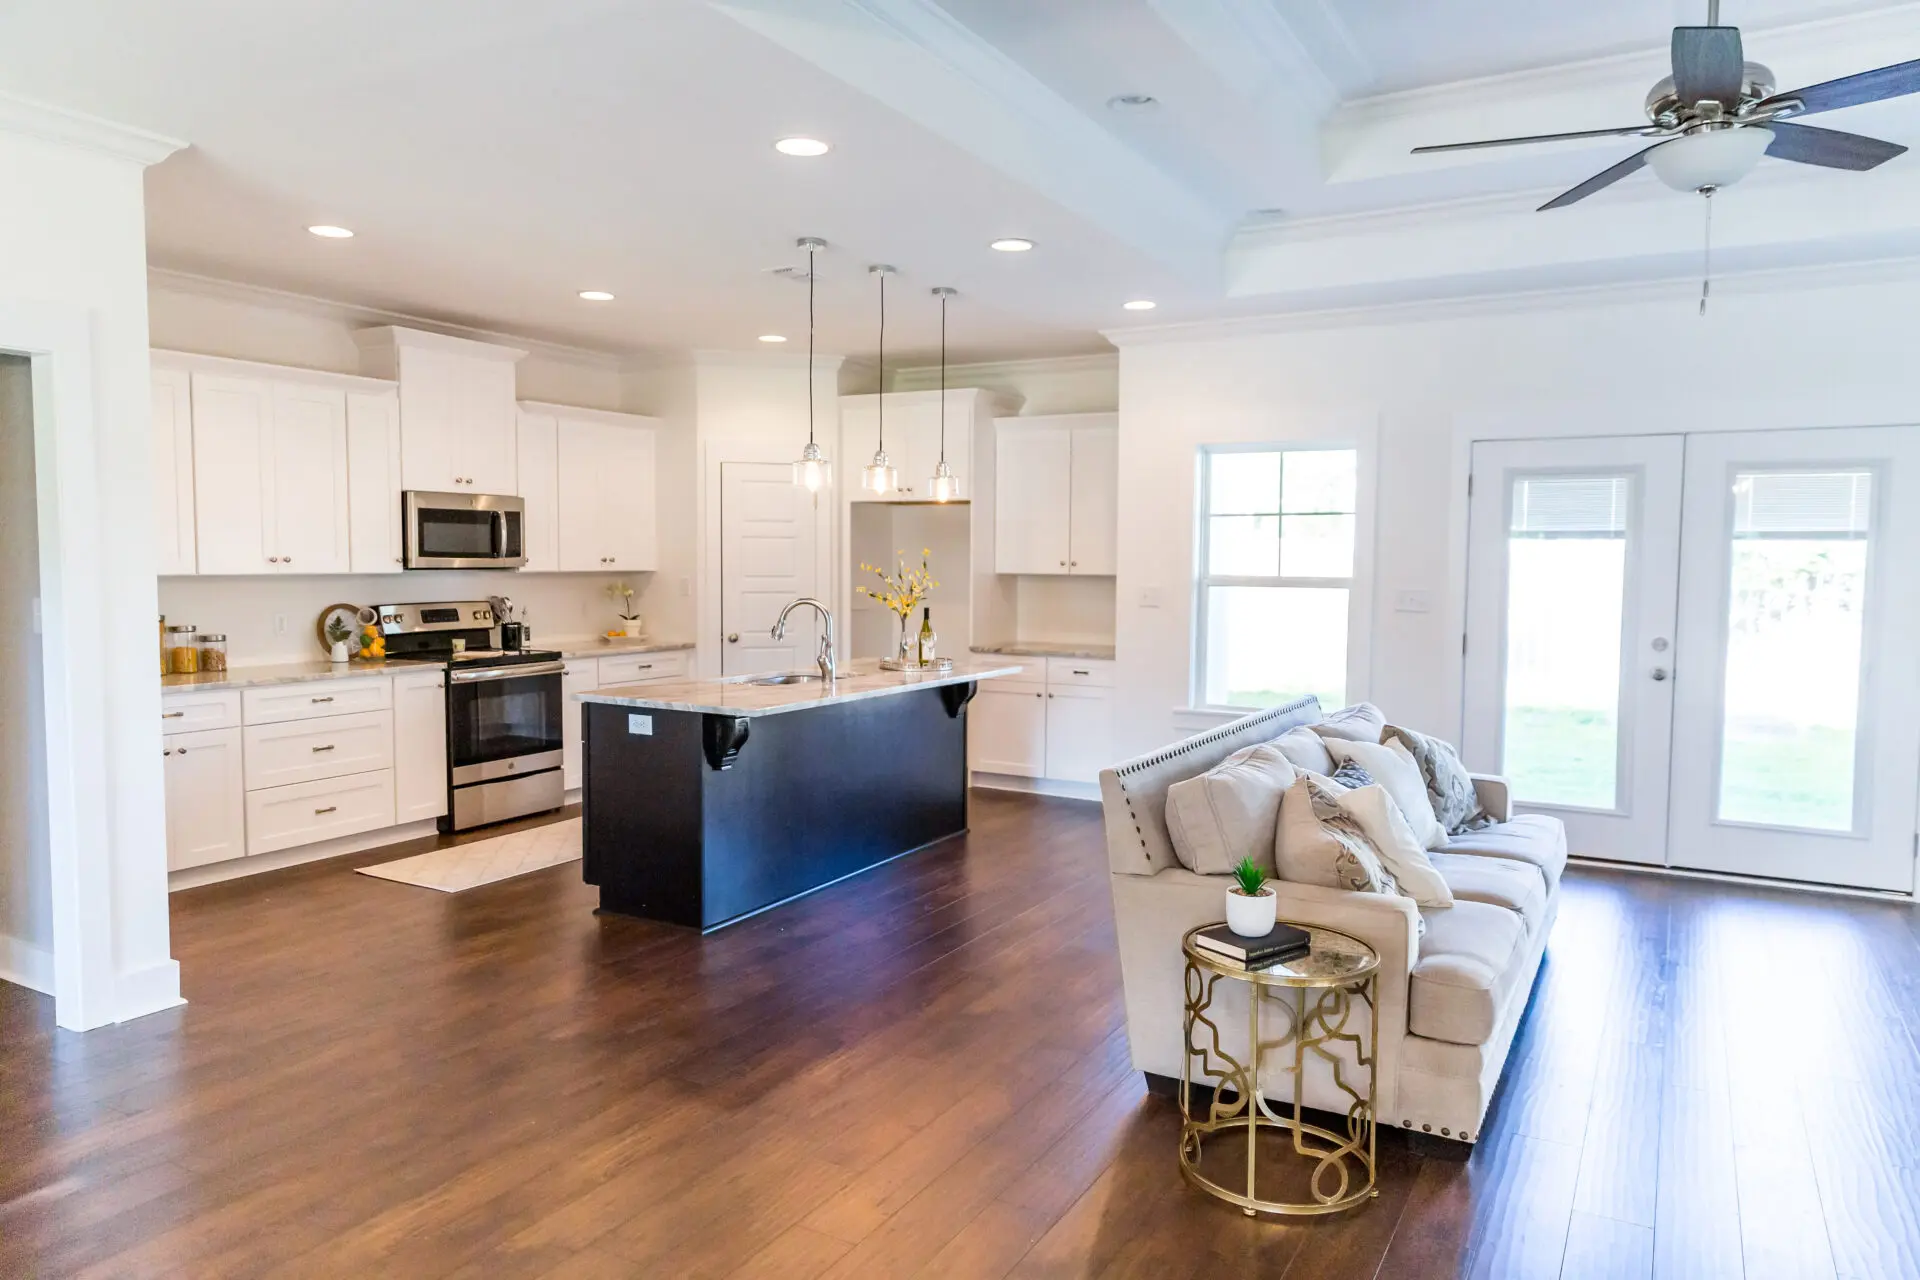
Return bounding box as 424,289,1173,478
702,714,751,770
939,681,978,719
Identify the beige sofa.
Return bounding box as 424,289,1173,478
1097,697,1566,1153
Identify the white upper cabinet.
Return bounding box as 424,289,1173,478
151,365,197,575
991,414,1118,576
190,373,273,574
840,391,978,503
515,410,560,573
353,327,525,495
267,382,350,574
549,406,658,572
346,387,404,574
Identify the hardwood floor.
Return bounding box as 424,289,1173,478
3,790,1918,1278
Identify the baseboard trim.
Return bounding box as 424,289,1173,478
168,819,441,891
114,960,185,1024
970,772,1100,802
1567,855,1915,904
0,933,53,995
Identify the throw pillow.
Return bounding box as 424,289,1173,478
1383,725,1489,834
1163,743,1297,876
1272,725,1336,776
1333,784,1455,909
1329,760,1375,791
1322,737,1449,851
1275,773,1401,897
1313,702,1386,744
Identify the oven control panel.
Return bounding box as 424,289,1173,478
373,601,496,634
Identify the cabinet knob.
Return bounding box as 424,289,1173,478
1059,560,1066,567
283,557,292,564
268,556,280,564
727,633,740,643
1070,561,1077,568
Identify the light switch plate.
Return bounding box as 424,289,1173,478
628,713,653,736
1394,590,1434,614
1139,587,1164,609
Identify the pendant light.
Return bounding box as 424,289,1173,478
927,286,960,502
791,236,831,492
861,264,899,494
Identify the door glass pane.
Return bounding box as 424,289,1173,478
1204,586,1347,709
1502,474,1630,809
1717,470,1870,831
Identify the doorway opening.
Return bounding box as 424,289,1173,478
0,353,53,994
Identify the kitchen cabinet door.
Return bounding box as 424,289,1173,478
516,411,560,573
346,387,404,573
1045,683,1114,784
190,372,274,575
555,419,605,572
152,367,197,575
163,726,247,870
993,423,1072,574
456,358,519,494
600,423,656,571
969,680,1047,777
1068,423,1118,576
267,382,351,574
396,346,461,491
561,660,597,790
392,669,448,822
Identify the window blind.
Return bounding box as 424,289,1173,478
1732,471,1871,537
1509,475,1630,537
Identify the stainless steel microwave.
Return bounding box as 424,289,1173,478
403,491,526,570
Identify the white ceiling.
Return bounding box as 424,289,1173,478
3,0,1918,363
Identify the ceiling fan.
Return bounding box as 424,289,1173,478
1413,0,1920,212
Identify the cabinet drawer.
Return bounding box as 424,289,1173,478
245,769,396,856
243,676,392,725
161,689,241,735
1046,658,1115,688
598,651,689,686
243,710,394,790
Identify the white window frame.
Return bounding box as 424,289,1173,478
1193,440,1374,714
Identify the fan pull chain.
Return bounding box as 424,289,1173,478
1699,189,1715,317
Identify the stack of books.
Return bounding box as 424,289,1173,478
1193,922,1312,970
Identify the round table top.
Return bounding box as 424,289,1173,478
1181,922,1380,989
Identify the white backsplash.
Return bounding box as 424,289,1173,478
1011,574,1116,648
157,570,655,665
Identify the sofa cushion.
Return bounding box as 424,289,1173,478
1272,725,1336,776
1275,774,1401,896
1408,900,1528,1046
1428,852,1548,934
1323,737,1449,850
1164,744,1295,876
1442,814,1569,889
1383,724,1489,835
1335,784,1453,909
1312,702,1385,743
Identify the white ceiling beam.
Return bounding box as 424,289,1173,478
1145,0,1344,118
706,0,1229,282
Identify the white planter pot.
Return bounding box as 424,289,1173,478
620,618,645,638
1225,886,1277,938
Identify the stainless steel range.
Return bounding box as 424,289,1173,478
373,600,564,833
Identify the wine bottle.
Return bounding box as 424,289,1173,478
919,607,936,664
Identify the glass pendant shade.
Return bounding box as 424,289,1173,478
1647,126,1772,192
861,450,898,494
928,459,961,503
793,439,831,492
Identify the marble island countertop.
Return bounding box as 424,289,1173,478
547,637,696,660
970,641,1116,661
582,658,1028,718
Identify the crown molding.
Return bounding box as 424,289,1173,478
1104,253,1920,347
689,347,847,371
146,268,649,371
0,91,185,166
890,351,1117,389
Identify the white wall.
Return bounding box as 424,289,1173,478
0,355,51,991
1113,269,1920,763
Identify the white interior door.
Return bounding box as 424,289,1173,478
1463,436,1683,864
720,461,819,676
1667,428,1920,892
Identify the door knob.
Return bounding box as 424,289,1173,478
1651,667,1670,681
728,633,740,643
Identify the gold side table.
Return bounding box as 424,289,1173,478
1179,923,1380,1217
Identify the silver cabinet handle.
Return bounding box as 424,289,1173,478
268,556,280,564
314,805,337,815
284,557,292,564
311,744,336,753
1059,560,1066,567
1652,668,1670,682
162,710,185,719
1070,561,1077,568
1072,669,1090,676
311,695,334,703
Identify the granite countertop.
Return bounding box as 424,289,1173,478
160,656,445,692
971,642,1117,661
582,658,1028,718
547,637,697,660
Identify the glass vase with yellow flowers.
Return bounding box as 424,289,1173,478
858,548,940,670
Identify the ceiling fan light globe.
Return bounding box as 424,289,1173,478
1648,126,1773,192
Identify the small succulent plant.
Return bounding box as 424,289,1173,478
1231,856,1268,898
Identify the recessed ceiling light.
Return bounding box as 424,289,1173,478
1123,299,1157,311
774,137,830,157
578,290,615,302
990,238,1035,252
758,334,788,343
1107,94,1159,111
307,225,354,239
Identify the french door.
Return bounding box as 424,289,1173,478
1464,428,1920,893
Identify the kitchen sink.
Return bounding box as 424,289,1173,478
745,672,825,686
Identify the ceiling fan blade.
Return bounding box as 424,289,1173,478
1762,58,1920,117
1671,26,1746,105
1763,120,1908,170
1412,125,1660,155
1538,145,1660,211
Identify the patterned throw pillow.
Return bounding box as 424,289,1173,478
1383,725,1490,834
1329,760,1375,791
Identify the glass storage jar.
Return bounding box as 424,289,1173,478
167,624,199,675
198,633,228,673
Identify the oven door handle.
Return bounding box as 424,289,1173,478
448,661,566,684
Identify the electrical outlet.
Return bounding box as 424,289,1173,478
273,613,288,635
679,576,692,598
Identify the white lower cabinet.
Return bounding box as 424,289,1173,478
1044,684,1114,784
242,710,394,790
969,681,1047,777
561,660,598,791
246,771,397,857
968,658,1115,785
163,727,247,870
392,669,448,822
